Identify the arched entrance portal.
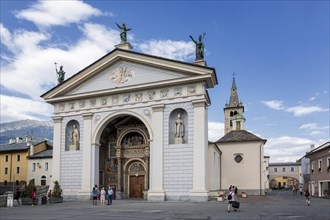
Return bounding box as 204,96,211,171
270,177,299,189
98,115,150,199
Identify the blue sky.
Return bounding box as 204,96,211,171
1,0,329,162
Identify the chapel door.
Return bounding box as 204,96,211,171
129,175,144,198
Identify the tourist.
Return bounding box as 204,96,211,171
107,187,114,205
304,189,311,206
14,188,21,205
92,187,98,205
100,187,106,207
31,188,37,206
227,188,237,212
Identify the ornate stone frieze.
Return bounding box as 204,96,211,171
79,101,86,108
54,84,201,113
69,102,75,110
174,87,182,96
135,93,143,102
101,98,107,106
148,91,155,100
187,85,197,94
90,99,96,107
161,89,169,98
112,96,119,104
110,66,133,84
123,94,130,103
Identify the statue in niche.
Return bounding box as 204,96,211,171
70,124,80,150
189,33,205,61
116,23,131,44
175,114,184,138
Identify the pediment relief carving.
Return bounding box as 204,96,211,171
110,66,133,84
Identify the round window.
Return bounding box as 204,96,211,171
234,154,243,163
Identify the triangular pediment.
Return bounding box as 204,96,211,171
41,49,217,103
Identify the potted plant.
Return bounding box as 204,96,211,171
241,192,248,198
217,192,225,201
49,181,63,203
21,179,38,205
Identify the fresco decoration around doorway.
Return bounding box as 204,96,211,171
128,161,146,199
65,120,80,151
99,116,150,199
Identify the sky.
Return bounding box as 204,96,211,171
0,0,329,162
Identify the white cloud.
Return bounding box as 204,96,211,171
299,123,329,136
286,105,328,117
265,136,315,162
138,40,195,61
15,0,103,28
299,123,319,130
208,121,224,142
261,100,284,110
0,22,119,101
0,94,53,123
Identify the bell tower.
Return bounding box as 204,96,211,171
223,75,245,134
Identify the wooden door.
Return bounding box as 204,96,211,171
129,175,144,198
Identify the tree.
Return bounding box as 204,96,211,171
51,181,62,198
22,179,35,198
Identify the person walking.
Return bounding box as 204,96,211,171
107,187,114,206
305,189,311,206
227,187,237,212
31,188,37,206
14,188,21,205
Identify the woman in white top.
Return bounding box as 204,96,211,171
100,187,106,207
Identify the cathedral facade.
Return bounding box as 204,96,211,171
42,43,218,201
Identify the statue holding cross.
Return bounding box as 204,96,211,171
189,33,206,61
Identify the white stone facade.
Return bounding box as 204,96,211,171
42,48,217,201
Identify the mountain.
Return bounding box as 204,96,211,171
0,119,53,144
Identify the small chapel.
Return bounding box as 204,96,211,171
42,30,267,202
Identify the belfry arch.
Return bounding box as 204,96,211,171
94,113,151,199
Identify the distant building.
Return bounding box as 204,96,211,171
268,162,302,189
305,141,330,197
27,141,53,186
0,137,31,186
0,137,52,186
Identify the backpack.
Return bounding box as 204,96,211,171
227,193,232,200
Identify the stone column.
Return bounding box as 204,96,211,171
148,104,165,201
51,116,62,189
116,147,122,198
91,143,100,187
190,100,209,201
79,113,93,199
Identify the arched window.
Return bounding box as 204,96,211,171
41,175,46,186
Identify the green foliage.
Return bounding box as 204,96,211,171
23,179,35,198
51,180,62,198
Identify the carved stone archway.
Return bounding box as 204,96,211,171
98,115,150,199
